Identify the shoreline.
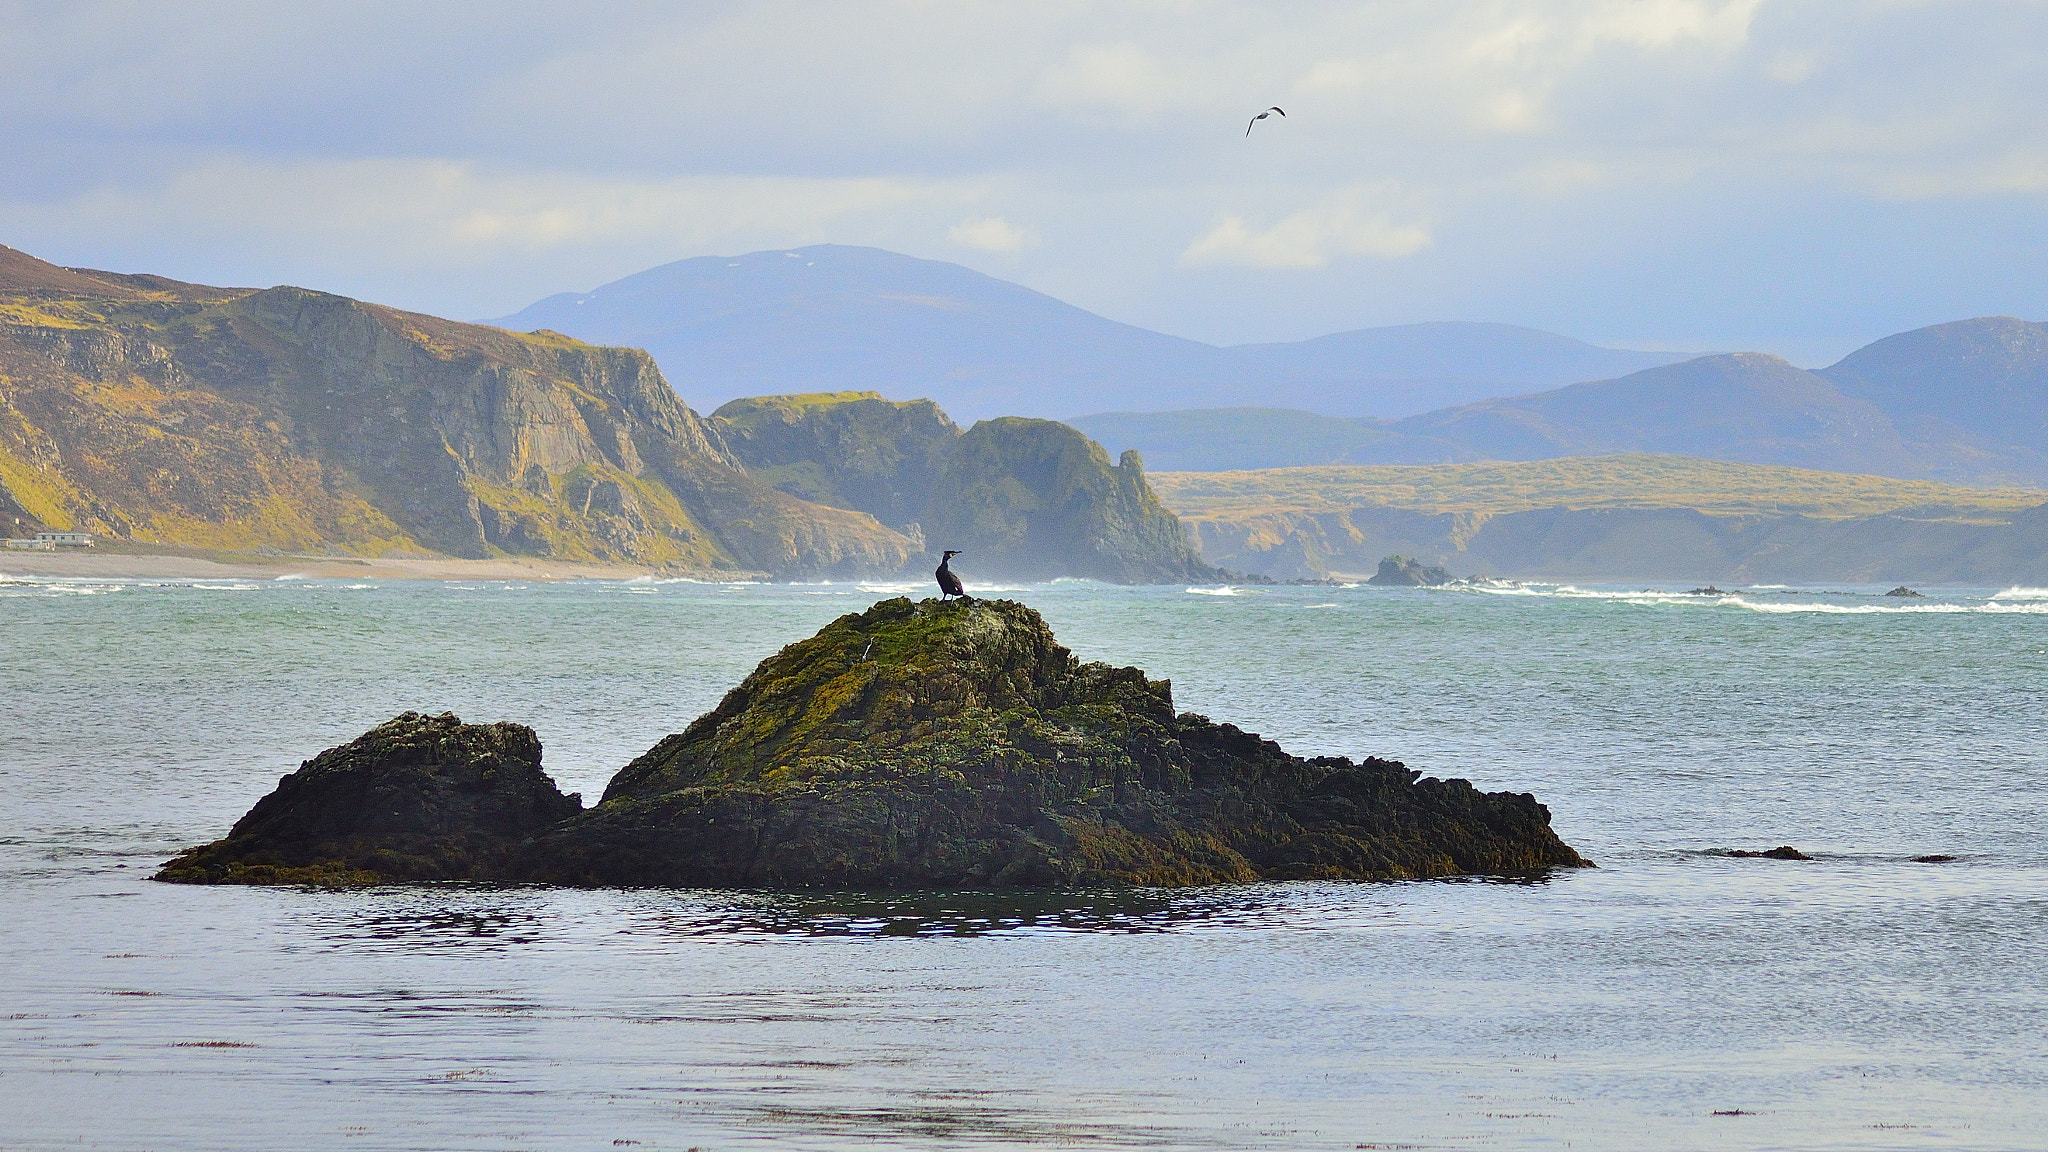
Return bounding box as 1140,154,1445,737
0,548,758,582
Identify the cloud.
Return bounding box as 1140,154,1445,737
0,156,989,314
948,216,1033,252
15,157,981,257
1179,190,1432,269
6,2,2048,350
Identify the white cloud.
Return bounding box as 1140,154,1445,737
1035,42,1185,117
948,216,1033,252
1179,189,1433,269
6,2,2048,347
20,158,981,264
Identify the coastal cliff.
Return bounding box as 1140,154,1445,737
712,391,959,536
0,244,912,576
713,390,1220,584
157,598,1587,888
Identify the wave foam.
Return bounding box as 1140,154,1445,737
1186,585,1240,596
1992,587,2048,600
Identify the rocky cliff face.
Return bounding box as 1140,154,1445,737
919,418,1220,583
0,244,912,576
158,598,1589,889
711,391,958,535
712,391,1219,584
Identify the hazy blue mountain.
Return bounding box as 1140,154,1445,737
486,245,1688,422
1209,323,1685,417
1398,353,1921,475
1069,408,1475,472
1082,325,2048,484
1819,317,2048,480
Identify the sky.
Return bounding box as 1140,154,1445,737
5,0,2048,365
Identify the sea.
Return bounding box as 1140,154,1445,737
2,573,2044,1151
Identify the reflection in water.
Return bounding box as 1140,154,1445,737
653,886,1289,938
299,885,1295,949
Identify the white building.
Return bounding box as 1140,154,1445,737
34,532,94,548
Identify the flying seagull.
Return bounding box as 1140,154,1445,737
1245,106,1285,136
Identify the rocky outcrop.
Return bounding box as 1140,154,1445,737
918,419,1221,583
0,244,912,576
1368,555,1453,586
712,391,959,536
712,392,1223,584
158,599,1589,889
155,712,582,884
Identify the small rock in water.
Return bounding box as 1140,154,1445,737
1911,854,1957,863
1686,585,1730,596
1884,586,1924,598
1367,555,1453,587
1728,845,1812,860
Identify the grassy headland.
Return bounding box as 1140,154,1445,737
1151,454,2048,523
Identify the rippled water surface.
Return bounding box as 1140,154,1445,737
3,574,2045,1150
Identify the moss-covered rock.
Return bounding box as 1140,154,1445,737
517,597,1587,887
158,601,1588,889
154,712,581,885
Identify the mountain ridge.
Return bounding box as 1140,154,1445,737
1077,321,2048,486
486,245,1690,422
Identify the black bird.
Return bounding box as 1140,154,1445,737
935,550,970,601
1245,106,1285,136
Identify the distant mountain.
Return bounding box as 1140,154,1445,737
0,243,911,576
485,245,1689,422
1069,408,1469,472
1819,317,2048,479
1079,322,2048,485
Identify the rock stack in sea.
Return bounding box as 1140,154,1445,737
158,598,1589,889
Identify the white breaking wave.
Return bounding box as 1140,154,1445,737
1991,587,2048,600
1186,585,1240,596
1468,581,2048,614
1721,597,2048,615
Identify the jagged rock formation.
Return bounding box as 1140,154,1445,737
0,244,912,576
712,391,1222,583
1368,555,1454,586
712,391,958,535
918,418,1220,583
155,712,582,885
158,598,1588,889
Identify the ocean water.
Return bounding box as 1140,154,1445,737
2,574,2045,1151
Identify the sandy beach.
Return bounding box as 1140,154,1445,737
0,547,751,582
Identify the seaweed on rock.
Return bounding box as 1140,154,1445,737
158,599,1589,889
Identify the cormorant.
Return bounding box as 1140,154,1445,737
935,550,970,601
